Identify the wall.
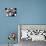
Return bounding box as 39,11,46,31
0,0,46,44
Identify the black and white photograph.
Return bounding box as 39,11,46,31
18,24,46,46
5,8,17,17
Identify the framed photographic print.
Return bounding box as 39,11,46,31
18,24,46,41
5,8,17,17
